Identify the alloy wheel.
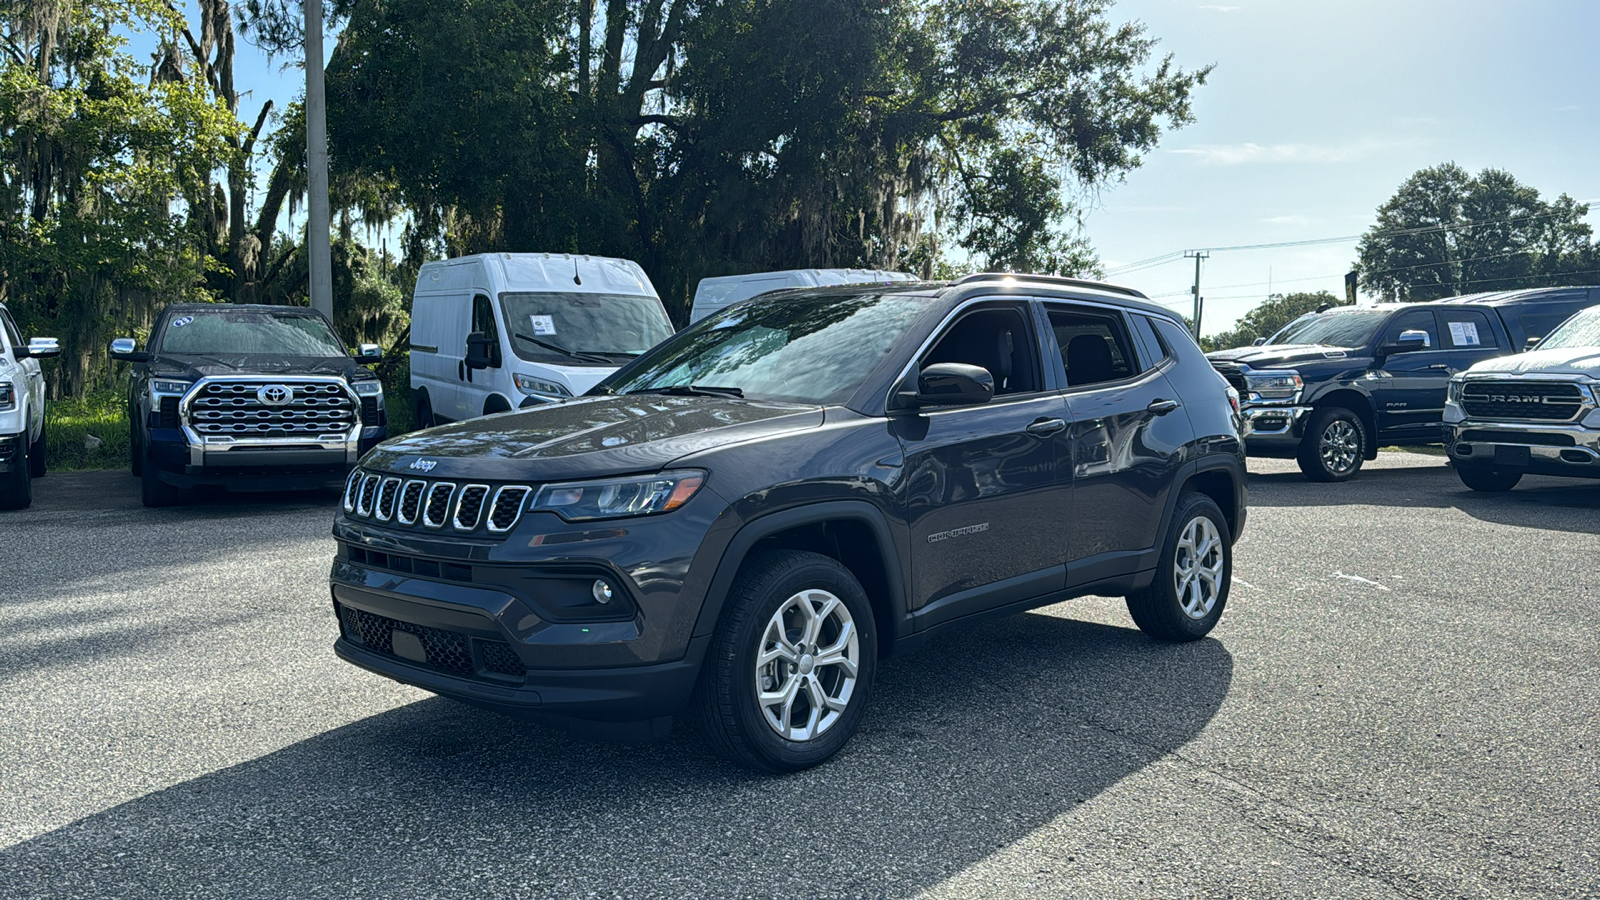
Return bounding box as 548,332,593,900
1320,419,1361,475
754,589,860,741
1172,516,1225,620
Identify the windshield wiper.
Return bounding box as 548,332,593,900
514,333,614,364
626,384,745,399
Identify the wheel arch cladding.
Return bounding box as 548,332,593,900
1182,469,1239,541
1313,388,1377,457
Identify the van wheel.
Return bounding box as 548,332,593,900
29,427,46,477
414,391,435,429
1297,407,1366,482
1125,492,1231,642
692,550,877,772
1456,463,1522,492
2,437,33,509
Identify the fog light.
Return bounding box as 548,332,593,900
592,580,614,604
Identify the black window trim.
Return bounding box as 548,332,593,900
1381,308,1448,353
1039,299,1153,394
882,297,1054,414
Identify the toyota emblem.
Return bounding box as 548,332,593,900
257,384,294,406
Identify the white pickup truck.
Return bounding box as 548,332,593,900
1444,303,1600,491
0,302,60,509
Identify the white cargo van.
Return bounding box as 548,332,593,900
409,253,673,425
688,269,918,323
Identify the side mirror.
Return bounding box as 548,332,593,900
356,343,382,362
901,362,994,409
1251,337,1268,346
108,337,150,363
1382,329,1430,356
24,337,60,360
465,331,497,370
1525,336,1542,351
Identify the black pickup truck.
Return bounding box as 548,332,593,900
110,303,390,506
1209,286,1600,481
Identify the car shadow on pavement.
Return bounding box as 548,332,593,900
0,611,1233,899
1247,463,1600,535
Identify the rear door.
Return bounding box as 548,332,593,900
1436,307,1503,373
1374,308,1451,438
1043,301,1189,579
896,301,1073,627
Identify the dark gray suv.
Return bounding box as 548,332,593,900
331,274,1247,771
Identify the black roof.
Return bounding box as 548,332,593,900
1429,286,1600,306
748,273,1182,323
161,302,327,315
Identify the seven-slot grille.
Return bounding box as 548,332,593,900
1210,361,1249,396
1460,381,1586,421
188,379,358,438
343,468,538,534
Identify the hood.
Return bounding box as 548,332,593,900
361,394,825,481
150,353,366,381
1207,344,1362,368
1463,346,1600,378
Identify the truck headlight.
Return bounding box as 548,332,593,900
0,382,13,411
1447,378,1465,403
150,379,191,396
514,373,572,399
350,379,384,397
531,470,705,521
1243,371,1302,401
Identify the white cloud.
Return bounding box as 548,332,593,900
1261,215,1312,226
1199,4,1241,11
1170,138,1406,166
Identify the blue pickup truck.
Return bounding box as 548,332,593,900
1208,286,1600,481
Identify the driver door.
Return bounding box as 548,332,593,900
1374,308,1450,440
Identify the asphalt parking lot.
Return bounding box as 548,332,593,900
1,452,1596,899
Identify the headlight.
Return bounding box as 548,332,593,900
150,379,191,396
1447,377,1465,403
0,382,13,411
1243,371,1302,401
514,373,572,398
350,380,384,397
531,470,705,521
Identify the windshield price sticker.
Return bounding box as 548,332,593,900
530,315,557,335
172,316,194,328
1448,321,1480,346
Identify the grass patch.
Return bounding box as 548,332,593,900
46,392,131,472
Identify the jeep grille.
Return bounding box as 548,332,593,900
345,469,541,534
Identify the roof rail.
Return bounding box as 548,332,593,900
949,272,1148,300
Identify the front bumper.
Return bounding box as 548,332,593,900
0,431,21,475
1238,404,1313,455
1447,419,1600,479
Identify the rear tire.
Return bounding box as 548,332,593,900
28,427,45,477
691,550,877,772
414,391,435,429
140,448,182,507
1297,406,1366,482
1455,463,1522,492
1125,492,1231,642
2,436,33,509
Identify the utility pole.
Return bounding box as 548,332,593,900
305,1,332,318
1185,250,1209,340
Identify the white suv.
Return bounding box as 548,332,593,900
0,302,60,509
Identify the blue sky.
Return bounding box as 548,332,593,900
211,0,1600,337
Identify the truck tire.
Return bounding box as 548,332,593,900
1297,406,1366,482
29,427,45,477
1455,463,1522,493
691,549,878,773
130,422,142,476
140,449,182,507
2,437,33,509
1125,492,1231,642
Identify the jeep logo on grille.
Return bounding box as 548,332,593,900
256,384,294,406
409,458,438,473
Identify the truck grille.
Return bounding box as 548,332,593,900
337,603,525,680
1460,381,1585,421
1210,361,1249,395
343,469,539,535
188,380,358,438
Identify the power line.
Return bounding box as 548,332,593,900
1146,246,1579,300
1193,268,1600,305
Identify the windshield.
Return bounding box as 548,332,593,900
1268,308,1392,348
1534,306,1600,350
156,309,347,357
602,292,929,405
501,292,674,365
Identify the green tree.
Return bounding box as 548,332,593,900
1357,163,1597,302
1202,291,1342,352
318,0,1209,320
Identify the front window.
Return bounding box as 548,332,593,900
1534,306,1600,351
156,309,347,357
1268,308,1393,348
500,292,674,366
603,292,928,405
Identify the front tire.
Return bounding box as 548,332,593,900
691,550,878,772
1456,463,1522,492
1297,406,1366,482
2,436,33,509
1125,492,1232,642
140,448,182,507
28,427,45,477
414,390,435,430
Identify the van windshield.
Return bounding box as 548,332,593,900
156,309,347,357
1267,308,1391,348
501,292,674,365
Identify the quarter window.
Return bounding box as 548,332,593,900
1045,307,1142,387
1438,309,1499,349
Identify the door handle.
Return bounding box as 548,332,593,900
1147,398,1180,416
1424,364,1452,371
1025,417,1067,437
